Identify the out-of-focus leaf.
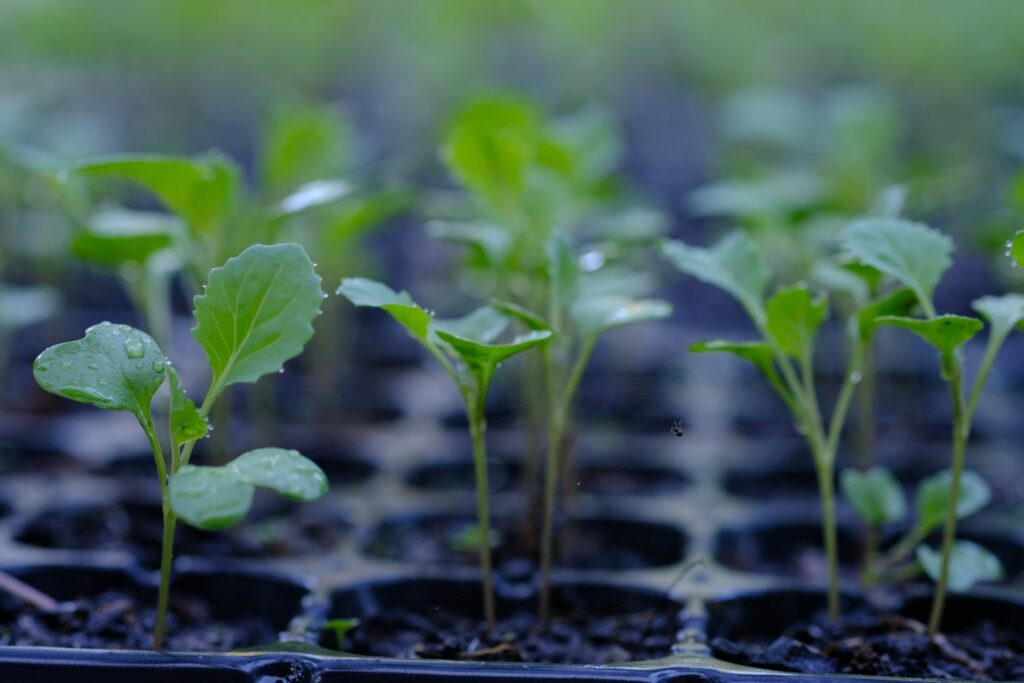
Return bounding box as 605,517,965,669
917,540,1003,593
765,286,828,360
916,469,991,533
840,467,906,525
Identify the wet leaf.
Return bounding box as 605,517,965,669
168,367,207,446
229,448,328,501
33,322,166,421
168,465,254,530
193,243,323,390
337,277,432,343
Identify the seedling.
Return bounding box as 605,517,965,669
321,618,360,651
660,231,913,620
843,217,1024,634
843,466,1002,590
438,96,671,621
337,277,551,629
32,243,328,649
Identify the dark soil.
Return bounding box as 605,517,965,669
364,514,686,572
322,603,678,664
712,608,1024,680
0,588,278,651
17,498,349,564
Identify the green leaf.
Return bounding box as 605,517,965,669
337,277,433,342
33,322,167,421
765,286,828,360
0,285,59,331
691,340,778,384
434,329,551,370
433,307,508,345
1009,230,1024,269
917,541,1003,593
72,209,176,267
916,469,991,533
571,296,672,338
193,243,323,390
547,231,580,309
688,173,824,218
660,232,771,324
168,368,208,446
229,447,328,501
442,96,540,215
840,467,906,526
877,315,983,357
261,104,349,197
321,618,361,649
74,153,239,236
972,294,1024,343
168,464,255,530
812,261,870,307
856,289,917,343
490,299,549,331
427,220,511,265
843,218,953,309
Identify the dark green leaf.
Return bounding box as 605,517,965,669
72,209,176,267
840,467,906,525
433,307,507,345
168,368,208,446
857,288,917,343
916,469,991,533
877,315,983,357
690,340,776,379
33,322,167,421
917,540,1003,593
434,329,551,370
193,243,323,390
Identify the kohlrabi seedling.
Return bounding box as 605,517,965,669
843,217,1023,635
337,277,551,629
660,231,913,620
32,242,328,650
842,466,1002,591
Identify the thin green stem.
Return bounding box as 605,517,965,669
966,331,1006,424
855,344,877,469
827,342,866,459
466,375,496,630
928,358,968,636
810,429,841,620
141,414,174,651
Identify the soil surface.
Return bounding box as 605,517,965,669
322,601,679,664
0,589,279,651
712,608,1024,680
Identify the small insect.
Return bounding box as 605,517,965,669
669,420,685,438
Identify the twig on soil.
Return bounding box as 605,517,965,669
0,571,60,612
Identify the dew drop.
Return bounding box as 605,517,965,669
61,361,72,368
850,371,863,385
123,340,145,359
153,360,166,373
36,365,48,373
87,363,100,370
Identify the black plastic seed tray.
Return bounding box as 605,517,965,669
0,326,1021,682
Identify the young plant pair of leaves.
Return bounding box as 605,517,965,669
841,467,1002,591
33,243,329,528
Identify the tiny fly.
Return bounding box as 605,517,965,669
669,420,685,438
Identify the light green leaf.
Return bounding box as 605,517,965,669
321,618,361,649
843,218,952,309
434,329,551,370
917,540,1003,593
33,322,167,421
229,447,328,501
856,289,917,343
571,296,672,338
688,172,824,218
490,299,549,331
168,465,254,530
168,367,207,446
660,232,771,324
0,285,59,331
433,307,508,345
261,104,349,197
193,243,323,390
72,209,177,267
916,469,991,533
840,467,906,526
972,294,1024,343
812,261,870,308
74,153,239,236
877,315,983,357
1009,230,1024,269
765,286,828,360
690,339,777,380
337,277,433,342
